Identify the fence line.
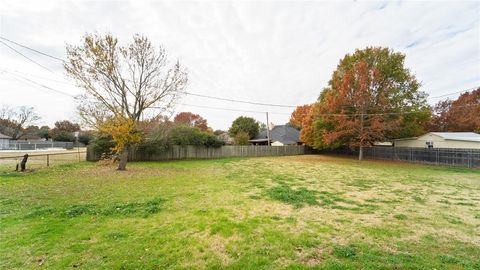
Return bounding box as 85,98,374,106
0,151,86,171
87,145,309,162
1,141,74,150
322,147,480,168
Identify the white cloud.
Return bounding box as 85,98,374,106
0,0,478,129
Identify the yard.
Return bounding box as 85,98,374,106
0,155,479,269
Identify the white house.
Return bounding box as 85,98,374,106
0,133,11,150
394,132,480,149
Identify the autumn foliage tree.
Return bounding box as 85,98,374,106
65,33,187,170
299,103,334,148
429,88,480,132
303,47,429,160
0,105,40,140
173,112,209,132
98,116,142,170
289,104,312,130
50,120,81,142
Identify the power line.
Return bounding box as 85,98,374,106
2,69,477,118
4,69,475,118
184,91,297,108
153,104,276,115
169,103,439,117
2,71,75,97
0,36,65,62
185,85,478,109
2,36,477,106
0,40,58,74
178,102,477,117
2,67,474,117
0,37,295,108
0,68,73,85
428,86,478,99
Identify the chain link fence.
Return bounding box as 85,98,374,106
321,147,480,168
1,141,74,150
0,150,86,172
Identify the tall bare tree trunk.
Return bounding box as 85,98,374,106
117,146,129,171
359,146,363,161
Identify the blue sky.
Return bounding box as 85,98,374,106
0,0,479,130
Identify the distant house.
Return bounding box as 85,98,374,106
249,125,302,146
217,132,234,145
0,133,11,150
394,132,480,149
17,133,43,140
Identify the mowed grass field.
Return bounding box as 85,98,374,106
0,155,479,269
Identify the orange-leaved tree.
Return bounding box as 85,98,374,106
173,112,209,131
429,88,480,132
308,47,430,160
299,103,318,146
289,104,313,130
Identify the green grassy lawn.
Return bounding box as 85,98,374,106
1,155,479,269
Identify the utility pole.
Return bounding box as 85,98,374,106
358,102,366,161
359,111,364,161
266,112,271,146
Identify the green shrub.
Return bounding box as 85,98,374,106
234,131,250,145
78,133,93,145
52,131,76,142
204,135,225,147
136,140,169,155
90,134,115,157
169,125,224,147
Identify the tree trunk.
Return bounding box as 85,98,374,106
117,146,129,171
358,107,365,161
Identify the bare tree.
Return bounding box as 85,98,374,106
64,33,188,170
0,105,40,140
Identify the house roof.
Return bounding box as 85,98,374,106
393,137,418,141
249,125,301,144
429,132,480,142
393,132,480,142
0,133,12,139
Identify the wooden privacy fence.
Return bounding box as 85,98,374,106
87,145,308,162
323,147,480,168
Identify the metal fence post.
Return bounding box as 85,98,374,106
468,150,472,168
47,154,49,167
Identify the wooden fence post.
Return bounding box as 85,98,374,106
47,154,49,167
